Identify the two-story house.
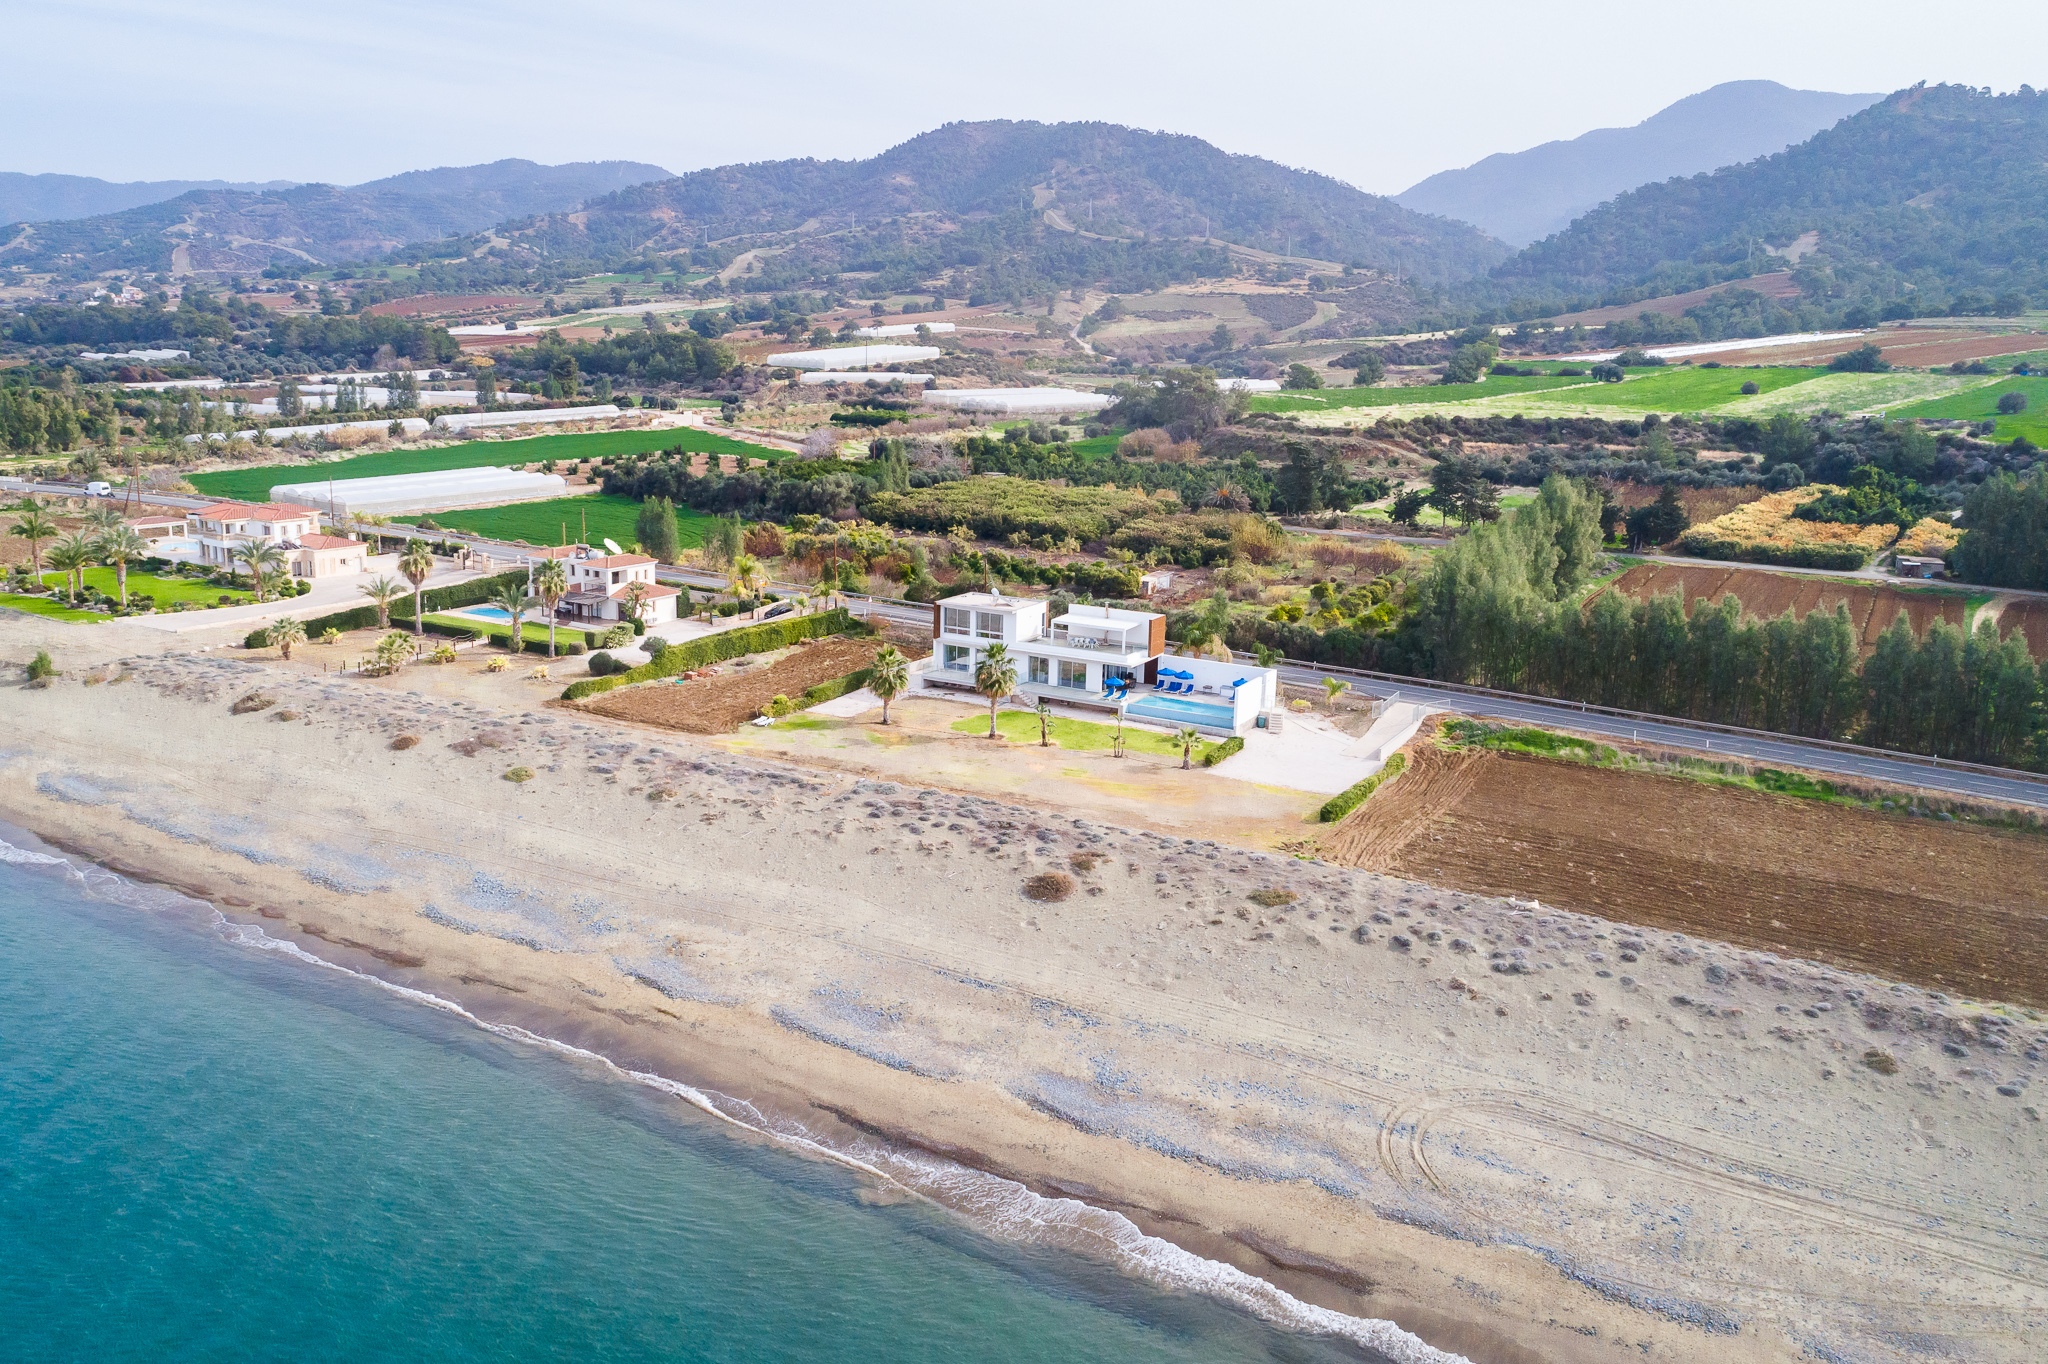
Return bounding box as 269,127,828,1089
559,552,680,625
924,591,1277,734
190,501,366,579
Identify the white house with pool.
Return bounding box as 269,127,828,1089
920,592,1277,735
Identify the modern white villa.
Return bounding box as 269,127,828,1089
920,591,1278,734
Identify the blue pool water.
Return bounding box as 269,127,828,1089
1127,693,1238,728
461,605,515,622
0,834,1376,1364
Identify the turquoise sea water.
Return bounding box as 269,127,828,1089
0,841,1386,1364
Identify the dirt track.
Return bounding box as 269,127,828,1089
1320,742,2048,1006
584,637,882,732
1592,562,1971,653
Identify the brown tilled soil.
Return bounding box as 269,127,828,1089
1319,741,2048,1006
1994,598,2048,662
583,637,885,732
1681,327,2041,369
1590,562,1971,653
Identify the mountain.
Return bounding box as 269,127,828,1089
0,173,299,225
1397,81,1883,247
1480,83,2048,312
530,121,1510,285
2,159,673,279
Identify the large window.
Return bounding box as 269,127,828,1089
943,644,972,672
1026,655,1049,685
975,611,1005,640
1058,659,1088,690
941,607,971,636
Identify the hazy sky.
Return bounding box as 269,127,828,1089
12,1,2042,194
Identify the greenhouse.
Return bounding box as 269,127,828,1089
268,466,568,520
919,388,1112,414
797,372,934,386
433,404,620,431
764,344,943,370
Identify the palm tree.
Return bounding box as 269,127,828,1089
974,643,1016,739
373,630,413,675
268,615,307,660
83,504,124,536
1035,697,1054,747
97,526,149,607
360,575,405,630
8,505,57,574
868,644,908,725
489,579,533,654
533,558,568,658
45,533,94,604
728,552,762,610
1324,677,1349,707
1176,725,1202,770
233,540,287,602
397,539,435,634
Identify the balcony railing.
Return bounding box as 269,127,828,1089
1044,628,1138,653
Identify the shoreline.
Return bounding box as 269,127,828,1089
2,636,2042,1363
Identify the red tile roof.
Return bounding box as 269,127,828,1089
581,553,654,568
610,582,679,599
195,501,320,522
296,534,363,550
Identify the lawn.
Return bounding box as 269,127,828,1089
397,493,710,550
1248,375,1596,413
420,613,569,647
1549,366,1824,412
1710,371,1996,420
1888,373,2048,446
2,568,256,620
950,710,1220,761
188,426,783,504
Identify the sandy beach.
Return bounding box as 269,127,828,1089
2,615,2043,1364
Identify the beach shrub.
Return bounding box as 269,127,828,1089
1247,888,1297,907
1318,753,1406,822
390,734,420,750
1199,735,1244,767
1022,871,1074,902
503,766,535,783
562,608,857,700
26,650,56,682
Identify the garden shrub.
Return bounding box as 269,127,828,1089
1317,753,1406,822
1200,735,1244,766
563,608,857,700
600,623,635,649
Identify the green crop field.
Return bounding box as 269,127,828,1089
1551,366,1825,411
1249,375,1595,413
1889,374,2048,445
188,426,782,504
396,493,709,551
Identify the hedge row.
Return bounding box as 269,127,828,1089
1676,535,1872,571
1199,734,1244,767
562,608,860,700
244,570,533,647
767,665,874,717
1317,753,1406,822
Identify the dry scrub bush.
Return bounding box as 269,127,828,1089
390,735,420,750
1023,871,1075,902
503,766,535,783
1248,889,1298,908
1228,515,1289,564
1068,852,1103,872
1308,539,1407,576
230,692,274,715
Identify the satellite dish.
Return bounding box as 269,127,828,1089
602,538,624,556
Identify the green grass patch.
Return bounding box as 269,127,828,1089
1064,430,1127,459
1888,373,2048,446
949,710,1218,760
1442,720,1615,761
769,716,834,731
1249,375,1593,414
188,426,783,504
418,613,565,646
1550,366,1824,412
397,493,708,550
2,569,257,620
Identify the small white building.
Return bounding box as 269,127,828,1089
560,552,680,625
921,591,1277,734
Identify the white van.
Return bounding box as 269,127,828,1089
85,481,112,497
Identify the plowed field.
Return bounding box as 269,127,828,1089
1320,742,2048,1006
1591,562,1971,653
1995,599,2048,662
584,637,883,733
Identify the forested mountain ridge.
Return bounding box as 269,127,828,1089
0,172,298,226
1396,81,1882,247
2,159,674,280
521,121,1510,287
1478,84,2048,315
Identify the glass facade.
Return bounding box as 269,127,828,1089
1026,656,1049,684
1057,659,1088,690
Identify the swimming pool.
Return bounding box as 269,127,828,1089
460,606,516,622
1126,693,1238,730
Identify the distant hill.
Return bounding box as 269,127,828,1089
532,121,1509,286
1397,81,1882,247
1478,83,2048,315
2,159,674,279
0,173,298,225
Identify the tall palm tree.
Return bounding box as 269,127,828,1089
97,526,149,607
868,644,908,725
45,533,94,604
974,643,1016,739
8,505,57,574
1176,726,1202,770
360,575,405,630
728,552,762,609
488,579,533,654
83,504,124,536
267,615,307,660
1035,697,1054,747
397,539,434,635
533,558,567,658
233,540,287,602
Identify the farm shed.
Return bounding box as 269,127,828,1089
1895,556,1947,579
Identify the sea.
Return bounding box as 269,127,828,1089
0,829,1439,1364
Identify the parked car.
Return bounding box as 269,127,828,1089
760,601,795,621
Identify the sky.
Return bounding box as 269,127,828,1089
10,0,2043,195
